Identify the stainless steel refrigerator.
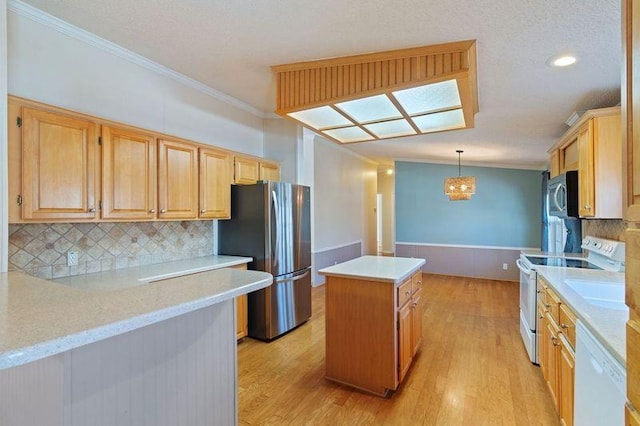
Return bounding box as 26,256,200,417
218,182,311,340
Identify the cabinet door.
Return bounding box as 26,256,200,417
21,107,99,221
259,163,280,182
199,148,231,219
398,303,413,383
577,122,595,217
411,288,423,356
561,139,579,173
236,295,248,340
559,339,575,426
622,0,640,221
545,315,561,412
102,126,157,220
550,150,560,178
234,157,259,184
158,139,198,219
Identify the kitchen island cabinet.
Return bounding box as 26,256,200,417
0,264,270,426
319,256,425,396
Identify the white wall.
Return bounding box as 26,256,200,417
312,136,375,253
1,0,8,272
377,169,395,255
263,118,299,183
7,6,264,156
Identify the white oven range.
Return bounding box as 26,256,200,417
515,236,625,364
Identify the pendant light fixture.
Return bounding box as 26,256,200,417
444,150,476,201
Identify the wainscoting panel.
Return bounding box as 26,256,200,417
0,301,235,426
396,243,523,281
312,241,362,286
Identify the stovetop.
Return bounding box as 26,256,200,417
524,256,602,270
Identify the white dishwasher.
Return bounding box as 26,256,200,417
575,320,626,426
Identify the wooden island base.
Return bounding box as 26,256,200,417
320,256,425,396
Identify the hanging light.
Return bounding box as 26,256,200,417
444,150,476,201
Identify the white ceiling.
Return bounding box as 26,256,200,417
20,0,621,169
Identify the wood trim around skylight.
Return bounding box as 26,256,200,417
272,40,479,144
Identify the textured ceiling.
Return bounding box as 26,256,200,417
20,0,621,169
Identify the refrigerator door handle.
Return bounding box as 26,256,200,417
271,190,280,269
274,270,310,284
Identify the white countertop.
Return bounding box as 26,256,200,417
53,255,253,291
318,256,425,284
535,266,627,365
0,256,270,370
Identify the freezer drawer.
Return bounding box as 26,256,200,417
248,268,311,340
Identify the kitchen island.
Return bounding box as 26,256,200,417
319,255,425,396
0,262,271,426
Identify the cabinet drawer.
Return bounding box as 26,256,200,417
397,278,412,308
559,303,577,349
411,270,423,294
545,287,561,324
628,403,640,426
628,320,640,410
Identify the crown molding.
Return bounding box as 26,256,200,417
393,157,547,171
7,0,268,119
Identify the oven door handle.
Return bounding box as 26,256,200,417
516,259,531,275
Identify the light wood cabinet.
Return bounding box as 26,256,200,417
538,276,576,425
231,264,249,340
549,107,622,218
324,265,424,396
234,156,281,185
259,162,280,181
559,337,575,426
199,148,231,219
157,139,199,220
101,126,157,220
560,139,579,173
20,107,100,221
550,149,560,178
628,403,640,426
398,302,412,383
234,156,260,184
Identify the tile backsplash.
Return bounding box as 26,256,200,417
9,221,214,279
581,219,627,241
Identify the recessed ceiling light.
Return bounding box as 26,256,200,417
548,55,577,67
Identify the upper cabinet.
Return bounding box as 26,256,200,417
199,148,231,219
234,156,281,185
549,150,560,178
259,162,280,181
623,0,640,222
8,96,280,223
158,139,199,219
102,126,157,220
234,156,260,184
549,107,622,219
19,106,100,221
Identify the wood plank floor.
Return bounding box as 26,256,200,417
237,274,559,425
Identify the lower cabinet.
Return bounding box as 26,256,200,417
233,264,249,341
324,267,424,396
538,277,576,426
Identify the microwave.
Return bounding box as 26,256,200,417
548,170,578,218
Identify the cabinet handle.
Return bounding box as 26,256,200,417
545,303,551,308
88,208,96,213
149,209,156,213
551,336,559,346
585,205,591,209
561,323,569,329
405,290,411,296
539,314,544,319
200,209,206,213
160,209,166,213
536,290,541,294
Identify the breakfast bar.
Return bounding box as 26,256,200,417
319,255,425,396
0,264,272,426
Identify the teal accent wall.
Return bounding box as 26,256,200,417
395,161,542,248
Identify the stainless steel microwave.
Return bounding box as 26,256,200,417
548,170,579,218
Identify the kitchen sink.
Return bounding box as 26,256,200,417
564,279,627,311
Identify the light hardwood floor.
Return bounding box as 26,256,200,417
237,274,559,425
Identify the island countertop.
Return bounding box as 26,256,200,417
0,264,271,370
318,255,425,284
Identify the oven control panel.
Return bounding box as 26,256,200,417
581,236,625,264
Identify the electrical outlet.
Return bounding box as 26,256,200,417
502,263,508,270
67,251,78,266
